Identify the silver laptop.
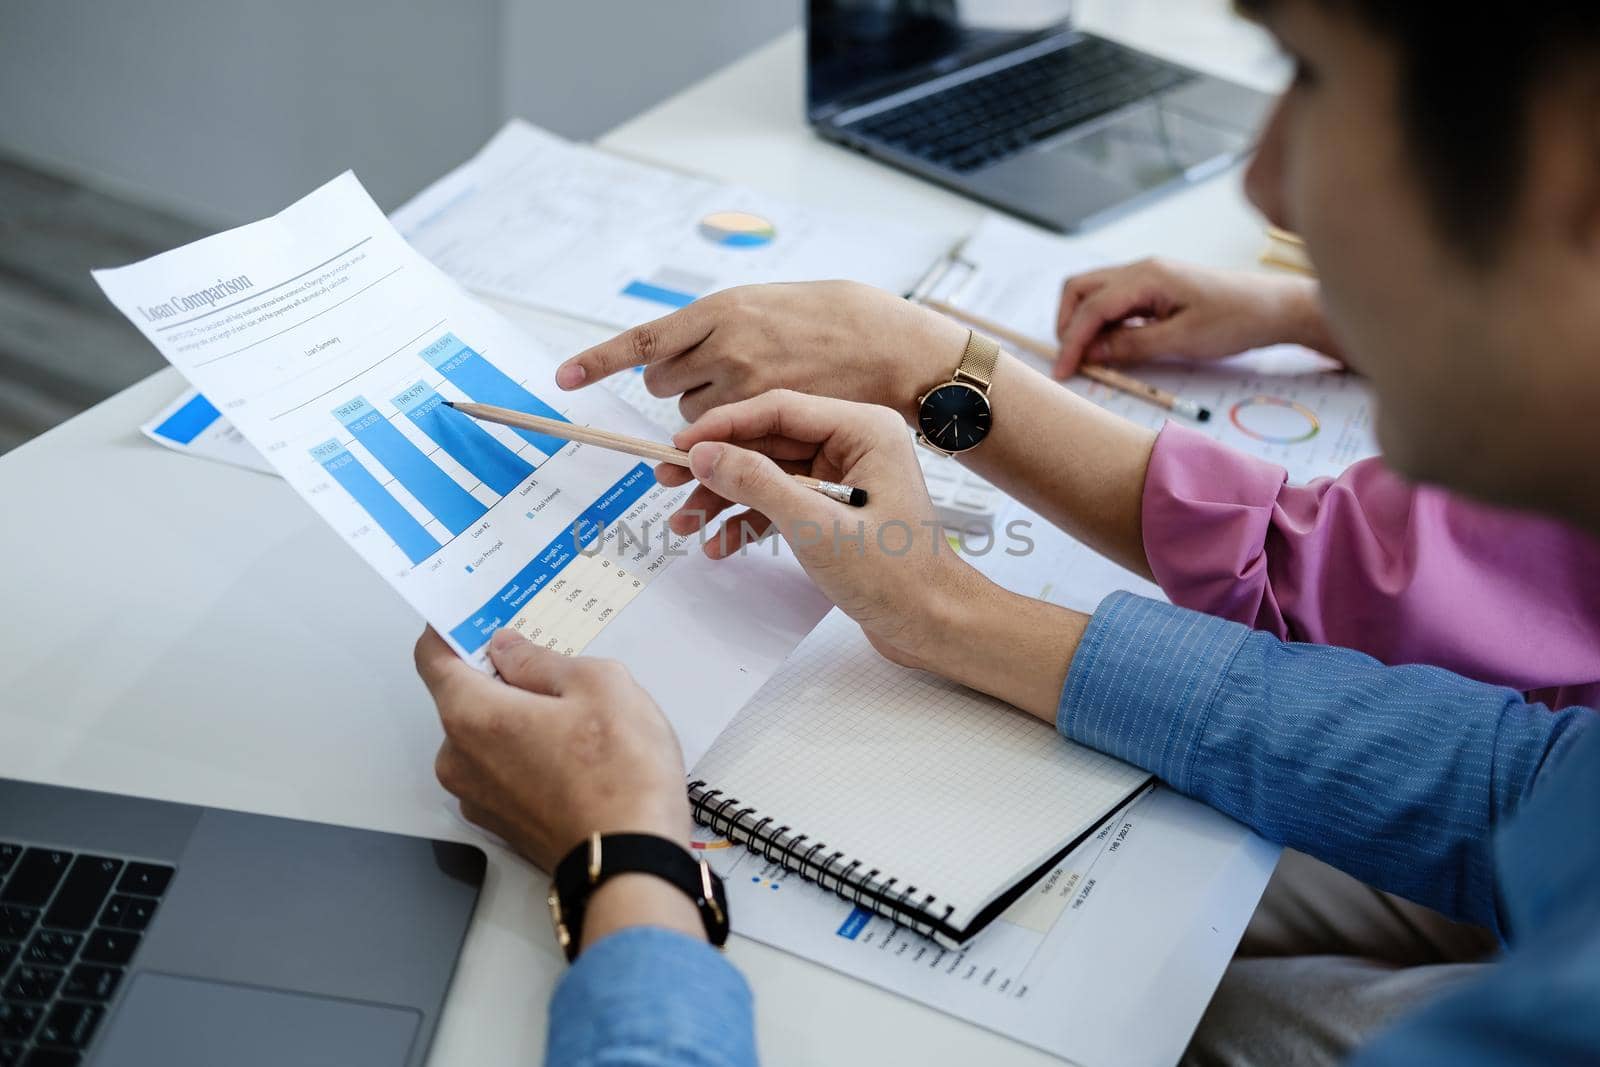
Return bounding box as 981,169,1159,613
0,778,484,1066
807,0,1274,231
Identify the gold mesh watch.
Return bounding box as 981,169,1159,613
915,329,998,455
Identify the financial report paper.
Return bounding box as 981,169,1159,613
95,172,828,764
390,120,953,331
699,785,1271,1067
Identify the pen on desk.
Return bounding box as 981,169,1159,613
920,298,1212,422
444,400,870,507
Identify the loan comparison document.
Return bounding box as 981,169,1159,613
94,172,828,763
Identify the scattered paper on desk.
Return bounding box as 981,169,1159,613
937,215,1380,485
390,120,953,330
141,389,273,474
94,172,828,764
697,765,1274,1066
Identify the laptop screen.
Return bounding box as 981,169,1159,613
807,1,1079,116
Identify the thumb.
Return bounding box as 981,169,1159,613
1093,319,1183,364
688,442,814,528
486,628,573,695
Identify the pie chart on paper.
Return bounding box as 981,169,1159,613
698,210,777,248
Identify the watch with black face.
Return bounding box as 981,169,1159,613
916,330,998,455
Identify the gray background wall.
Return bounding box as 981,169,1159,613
0,1,797,449
0,1,798,225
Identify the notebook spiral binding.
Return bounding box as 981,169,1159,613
687,778,957,940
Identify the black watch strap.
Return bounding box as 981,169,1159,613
548,832,730,963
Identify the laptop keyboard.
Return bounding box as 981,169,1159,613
847,36,1195,173
0,843,173,1066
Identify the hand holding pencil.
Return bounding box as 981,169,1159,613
447,399,869,507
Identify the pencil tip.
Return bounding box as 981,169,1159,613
441,399,457,409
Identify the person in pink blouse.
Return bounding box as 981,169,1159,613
1052,257,1600,710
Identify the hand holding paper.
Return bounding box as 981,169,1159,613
93,172,829,764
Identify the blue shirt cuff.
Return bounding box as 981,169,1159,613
548,926,756,1067
1059,591,1251,791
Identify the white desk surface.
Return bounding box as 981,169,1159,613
0,4,1287,1065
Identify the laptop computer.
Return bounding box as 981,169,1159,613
0,778,485,1066
807,0,1275,231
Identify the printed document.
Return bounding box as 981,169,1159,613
391,120,952,330
95,173,828,763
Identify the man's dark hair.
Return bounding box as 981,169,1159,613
1237,2,1600,260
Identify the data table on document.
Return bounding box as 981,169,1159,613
496,459,686,655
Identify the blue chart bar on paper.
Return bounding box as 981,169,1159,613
152,393,222,444
393,381,534,496
448,462,656,652
310,439,440,565
620,279,696,309
419,333,569,458
332,395,486,535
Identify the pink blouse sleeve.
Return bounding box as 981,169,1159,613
1140,423,1600,709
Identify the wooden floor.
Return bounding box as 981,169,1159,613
0,155,206,453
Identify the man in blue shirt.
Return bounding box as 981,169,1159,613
414,1,1600,1063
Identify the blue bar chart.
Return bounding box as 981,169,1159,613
419,333,570,457
332,395,487,535
309,439,441,565
392,380,534,495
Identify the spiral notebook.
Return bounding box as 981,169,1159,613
689,610,1151,947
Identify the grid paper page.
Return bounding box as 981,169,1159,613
691,609,1150,925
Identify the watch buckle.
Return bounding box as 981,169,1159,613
546,884,572,954
699,859,726,927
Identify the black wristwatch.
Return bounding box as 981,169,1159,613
916,329,999,455
547,832,730,962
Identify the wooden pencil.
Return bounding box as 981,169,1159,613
444,400,869,507
921,298,1211,422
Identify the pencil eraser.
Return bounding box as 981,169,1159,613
1196,407,1212,422
849,487,869,507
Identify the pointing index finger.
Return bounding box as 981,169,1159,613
556,302,715,389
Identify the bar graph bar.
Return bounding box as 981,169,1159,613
309,438,440,565
331,395,486,535
392,380,534,496
418,332,570,457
